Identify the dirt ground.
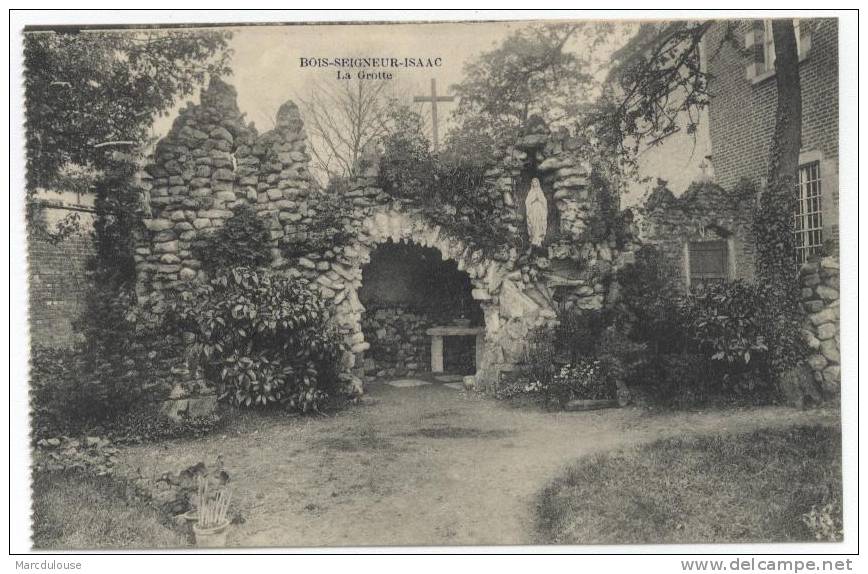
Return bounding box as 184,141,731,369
116,379,839,548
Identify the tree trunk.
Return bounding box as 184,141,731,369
755,19,802,311
755,20,821,402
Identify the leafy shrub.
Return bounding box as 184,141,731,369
554,307,612,363
614,245,690,355
30,346,90,438
30,342,169,440
511,318,617,407
279,192,355,258
31,288,177,439
625,353,713,408
377,104,438,202
377,104,517,255
193,204,271,275
169,267,343,412
801,500,843,542
610,245,799,405
554,360,613,401
686,280,771,370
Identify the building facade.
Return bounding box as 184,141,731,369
704,18,839,260
700,18,840,394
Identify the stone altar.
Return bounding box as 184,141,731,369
425,325,485,374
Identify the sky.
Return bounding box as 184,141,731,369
154,22,523,137
153,20,706,205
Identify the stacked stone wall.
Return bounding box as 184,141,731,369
637,182,756,287
800,256,840,395
360,305,433,377
136,79,634,391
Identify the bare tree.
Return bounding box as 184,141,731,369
300,78,396,187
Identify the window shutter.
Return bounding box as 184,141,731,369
820,159,838,251
797,19,813,60
688,241,729,287
745,21,767,80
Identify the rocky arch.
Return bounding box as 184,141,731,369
135,79,637,401
326,206,557,387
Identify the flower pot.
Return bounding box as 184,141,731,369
181,510,198,522
193,520,230,548
452,318,471,327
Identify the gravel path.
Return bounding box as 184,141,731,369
117,380,838,548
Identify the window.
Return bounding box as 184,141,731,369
746,20,810,81
763,20,803,70
794,161,823,263
762,20,776,69
688,240,729,288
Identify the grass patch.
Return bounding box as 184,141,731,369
536,425,842,545
32,470,187,550
317,423,394,452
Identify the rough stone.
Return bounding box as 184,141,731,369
816,322,837,340
179,268,197,281
807,353,828,371
145,219,173,232
809,308,837,326
819,340,840,363
154,240,179,254
187,395,218,418
816,285,840,301
777,363,823,408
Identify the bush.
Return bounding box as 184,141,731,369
31,288,177,439
554,307,612,363
30,346,90,438
279,192,355,258
30,342,168,440
624,353,713,408
377,104,517,255
554,359,613,401
511,313,618,407
686,280,771,372
169,267,344,412
612,246,799,405
377,104,438,202
614,245,690,355
193,204,272,275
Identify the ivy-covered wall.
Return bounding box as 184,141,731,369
637,181,757,288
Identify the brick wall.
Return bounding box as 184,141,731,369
705,19,839,249
28,232,93,347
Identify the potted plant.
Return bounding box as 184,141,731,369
192,475,232,548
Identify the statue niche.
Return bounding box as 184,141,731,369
515,175,560,248
525,178,547,247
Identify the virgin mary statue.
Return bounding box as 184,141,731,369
525,177,547,247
